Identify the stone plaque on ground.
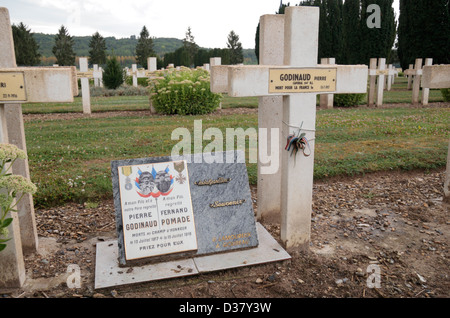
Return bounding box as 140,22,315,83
111,151,259,266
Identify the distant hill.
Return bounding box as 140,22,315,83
32,33,257,66
33,33,184,57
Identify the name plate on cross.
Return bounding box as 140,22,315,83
0,72,26,101
269,68,337,93
213,64,368,97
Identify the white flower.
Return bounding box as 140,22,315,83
0,143,27,161
0,175,37,194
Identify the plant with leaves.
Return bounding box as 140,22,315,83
441,89,450,102
149,67,222,115
52,25,76,66
89,31,107,66
12,22,41,66
227,31,244,65
135,26,155,69
102,53,125,89
0,144,37,252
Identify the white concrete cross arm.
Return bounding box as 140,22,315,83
421,65,450,89
211,64,368,96
404,69,422,76
1,67,75,103
210,65,230,94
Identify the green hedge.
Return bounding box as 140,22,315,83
334,93,366,107
125,76,150,87
441,88,450,102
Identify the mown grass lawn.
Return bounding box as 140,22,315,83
21,75,449,208
24,104,449,208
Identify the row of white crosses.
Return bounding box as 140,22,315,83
126,57,158,87
323,57,397,108
0,7,75,288
366,57,440,107
75,58,105,114
77,57,158,114
367,58,398,107
212,6,368,249
76,61,103,88
405,58,434,105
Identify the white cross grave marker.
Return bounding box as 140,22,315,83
406,64,414,90
211,6,368,249
0,7,75,288
420,58,433,106
146,57,157,75
383,64,396,92
79,57,91,114
368,58,378,106
131,64,138,87
408,58,423,104
403,58,431,105
403,58,434,105
129,58,158,87
257,14,284,221
368,58,391,106
93,64,103,87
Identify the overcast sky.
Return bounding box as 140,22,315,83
4,0,400,49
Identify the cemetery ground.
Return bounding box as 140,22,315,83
3,77,450,299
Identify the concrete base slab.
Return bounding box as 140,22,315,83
95,242,198,290
194,223,291,272
95,223,290,289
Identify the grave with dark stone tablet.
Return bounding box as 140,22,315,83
96,151,290,290
110,150,259,266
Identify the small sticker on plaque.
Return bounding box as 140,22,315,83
0,72,27,102
269,68,337,94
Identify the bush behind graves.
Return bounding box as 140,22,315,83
103,55,125,90
333,93,366,107
441,88,450,102
149,67,222,115
89,85,148,97
125,76,150,87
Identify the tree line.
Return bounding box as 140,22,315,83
255,0,396,65
397,0,450,70
162,28,244,67
12,24,247,69
255,0,449,68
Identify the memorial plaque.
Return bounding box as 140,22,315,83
0,72,26,101
111,151,259,266
76,71,94,78
269,68,336,93
116,160,197,261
